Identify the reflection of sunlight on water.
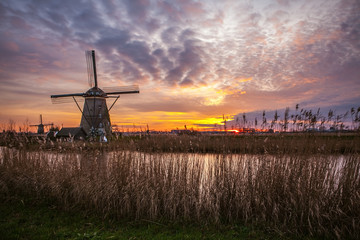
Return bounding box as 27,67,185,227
0,146,82,169
0,147,354,191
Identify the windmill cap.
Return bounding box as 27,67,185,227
84,87,107,97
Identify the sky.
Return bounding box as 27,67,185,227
0,0,359,131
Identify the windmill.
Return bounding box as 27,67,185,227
50,50,139,137
30,114,53,134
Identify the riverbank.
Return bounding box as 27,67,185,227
1,132,360,154
0,196,315,240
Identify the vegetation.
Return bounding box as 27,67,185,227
112,133,360,154
0,134,359,239
230,105,360,132
1,131,360,155
1,197,295,240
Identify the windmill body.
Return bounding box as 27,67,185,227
51,50,139,137
37,124,45,134
80,87,111,135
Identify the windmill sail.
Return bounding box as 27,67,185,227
86,50,97,88
51,92,85,104
51,95,85,104
51,93,84,98
103,85,140,95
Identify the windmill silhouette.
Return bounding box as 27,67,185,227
30,114,53,134
50,50,139,137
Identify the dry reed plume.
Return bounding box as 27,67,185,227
1,146,359,239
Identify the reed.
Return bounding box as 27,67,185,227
1,145,359,239
119,134,360,154
2,131,359,155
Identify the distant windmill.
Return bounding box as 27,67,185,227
50,50,139,137
30,114,53,134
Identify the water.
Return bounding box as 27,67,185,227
0,146,350,188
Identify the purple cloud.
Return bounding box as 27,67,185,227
0,0,359,128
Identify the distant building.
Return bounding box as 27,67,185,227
240,128,255,133
171,129,190,135
56,127,86,141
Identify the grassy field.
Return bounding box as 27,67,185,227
0,133,359,239
1,197,304,240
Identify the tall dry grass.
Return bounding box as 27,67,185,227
1,131,360,155
1,146,359,239
122,134,360,154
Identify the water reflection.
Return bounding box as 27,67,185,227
0,146,350,188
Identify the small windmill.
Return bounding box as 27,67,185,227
30,114,53,134
50,50,139,137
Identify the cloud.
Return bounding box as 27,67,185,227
0,0,359,129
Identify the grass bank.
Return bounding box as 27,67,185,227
1,197,301,240
1,132,360,155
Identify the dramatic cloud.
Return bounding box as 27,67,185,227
0,0,359,130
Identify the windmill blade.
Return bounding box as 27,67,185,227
104,85,140,95
103,85,139,92
51,95,85,104
85,50,94,88
51,93,84,98
106,90,140,95
85,50,98,88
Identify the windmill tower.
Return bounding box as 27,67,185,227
50,50,139,137
30,114,53,134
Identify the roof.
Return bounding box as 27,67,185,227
56,127,87,138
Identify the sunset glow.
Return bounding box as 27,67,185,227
0,0,359,132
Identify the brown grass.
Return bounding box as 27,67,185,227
1,143,359,239
2,132,359,155
118,133,360,154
